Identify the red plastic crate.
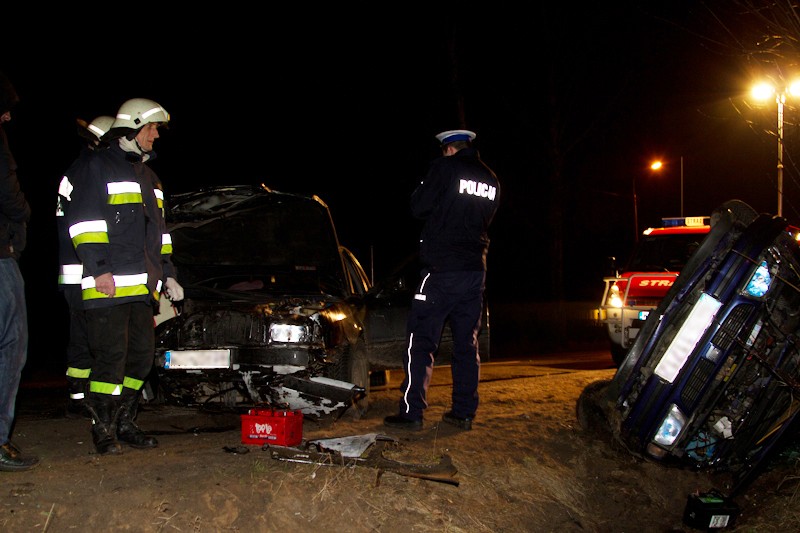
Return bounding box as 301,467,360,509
240,409,303,446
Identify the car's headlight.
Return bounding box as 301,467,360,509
269,323,309,343
744,260,772,298
652,403,686,447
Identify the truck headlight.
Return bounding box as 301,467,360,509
607,284,623,308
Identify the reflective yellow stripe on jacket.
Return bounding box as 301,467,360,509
69,220,108,247
107,181,143,205
81,273,149,301
58,263,83,285
162,233,173,255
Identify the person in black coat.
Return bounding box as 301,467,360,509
0,70,38,471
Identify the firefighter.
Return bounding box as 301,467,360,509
57,115,115,418
67,98,183,455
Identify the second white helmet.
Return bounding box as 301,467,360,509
87,115,115,140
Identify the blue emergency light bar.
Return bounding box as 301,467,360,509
661,216,711,228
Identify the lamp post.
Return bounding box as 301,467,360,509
778,93,785,217
650,158,684,217
751,80,800,217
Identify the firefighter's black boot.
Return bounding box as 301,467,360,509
65,376,90,419
116,389,158,449
86,394,123,455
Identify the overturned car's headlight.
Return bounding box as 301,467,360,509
744,260,772,298
269,323,309,343
652,403,687,447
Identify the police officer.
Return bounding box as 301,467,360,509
67,98,183,454
57,115,114,418
384,129,500,431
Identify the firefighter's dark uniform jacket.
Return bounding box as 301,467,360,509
67,141,176,309
411,146,499,272
57,145,96,382
56,145,93,289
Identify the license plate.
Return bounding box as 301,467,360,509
165,349,231,369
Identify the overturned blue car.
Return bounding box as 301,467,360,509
579,199,800,497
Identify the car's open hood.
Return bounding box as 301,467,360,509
167,185,347,296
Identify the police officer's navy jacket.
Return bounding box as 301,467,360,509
411,146,500,272
67,141,176,309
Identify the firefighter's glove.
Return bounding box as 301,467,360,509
165,277,184,302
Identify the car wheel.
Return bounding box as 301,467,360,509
335,340,370,419
576,379,612,434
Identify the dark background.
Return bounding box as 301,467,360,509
4,3,800,373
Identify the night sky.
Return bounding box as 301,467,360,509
4,4,799,367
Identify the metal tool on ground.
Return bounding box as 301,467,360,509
267,433,459,486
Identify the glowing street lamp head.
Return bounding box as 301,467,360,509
752,82,776,101
650,160,663,171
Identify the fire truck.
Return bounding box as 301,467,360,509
596,216,711,366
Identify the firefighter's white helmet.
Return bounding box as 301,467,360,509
86,115,115,140
111,98,170,130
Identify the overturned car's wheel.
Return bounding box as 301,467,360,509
576,379,612,434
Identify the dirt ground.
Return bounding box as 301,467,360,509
3,355,798,532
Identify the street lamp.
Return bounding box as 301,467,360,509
650,157,684,217
751,80,800,217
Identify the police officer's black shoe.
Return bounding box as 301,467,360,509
0,441,39,472
442,411,473,430
383,414,423,431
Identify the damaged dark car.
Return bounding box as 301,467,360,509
148,184,491,420
149,185,372,419
578,199,800,498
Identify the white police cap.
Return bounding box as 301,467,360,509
435,129,477,145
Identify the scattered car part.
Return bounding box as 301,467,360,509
268,434,459,486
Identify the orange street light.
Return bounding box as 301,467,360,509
650,157,684,217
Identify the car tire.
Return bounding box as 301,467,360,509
335,340,370,420
576,378,612,434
